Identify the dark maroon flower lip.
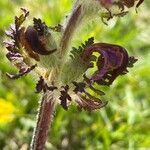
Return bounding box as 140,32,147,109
81,43,136,86
24,26,57,55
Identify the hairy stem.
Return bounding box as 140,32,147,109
30,91,56,150
60,4,82,55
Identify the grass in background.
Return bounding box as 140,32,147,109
0,0,150,149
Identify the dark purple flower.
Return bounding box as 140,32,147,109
81,43,137,86
23,26,57,55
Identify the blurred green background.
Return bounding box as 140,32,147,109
0,0,150,150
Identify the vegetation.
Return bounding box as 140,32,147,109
0,0,150,149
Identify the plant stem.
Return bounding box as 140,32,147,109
60,4,82,55
30,91,56,150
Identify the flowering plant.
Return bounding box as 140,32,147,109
4,0,144,149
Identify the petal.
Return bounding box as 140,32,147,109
81,43,137,86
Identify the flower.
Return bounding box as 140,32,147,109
66,40,137,111
4,8,137,111
81,43,137,85
0,98,16,124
